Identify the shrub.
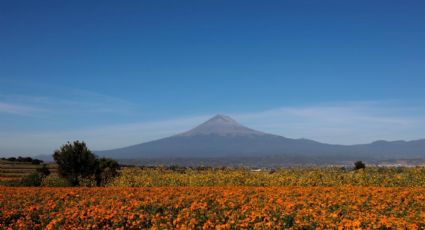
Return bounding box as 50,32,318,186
19,172,43,186
354,161,366,170
96,158,120,186
41,174,72,187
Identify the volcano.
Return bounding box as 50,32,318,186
98,114,425,165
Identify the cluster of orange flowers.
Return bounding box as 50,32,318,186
1,186,425,229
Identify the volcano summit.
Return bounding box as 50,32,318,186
179,114,265,137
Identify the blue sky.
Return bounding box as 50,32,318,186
1,1,425,155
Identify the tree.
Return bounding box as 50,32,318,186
31,159,43,165
354,161,366,170
53,141,98,185
53,141,120,186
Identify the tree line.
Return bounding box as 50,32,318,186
1,156,43,165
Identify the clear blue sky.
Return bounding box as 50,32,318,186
1,1,425,154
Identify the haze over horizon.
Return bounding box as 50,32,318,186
1,1,425,155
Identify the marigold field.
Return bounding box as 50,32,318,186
1,186,425,229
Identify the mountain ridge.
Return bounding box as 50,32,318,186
98,114,425,163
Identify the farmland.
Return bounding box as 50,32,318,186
1,166,425,229
1,186,425,229
0,160,57,182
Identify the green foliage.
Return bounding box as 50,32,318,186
53,141,120,186
354,161,366,170
19,172,43,186
96,158,120,186
53,141,99,185
41,174,72,187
